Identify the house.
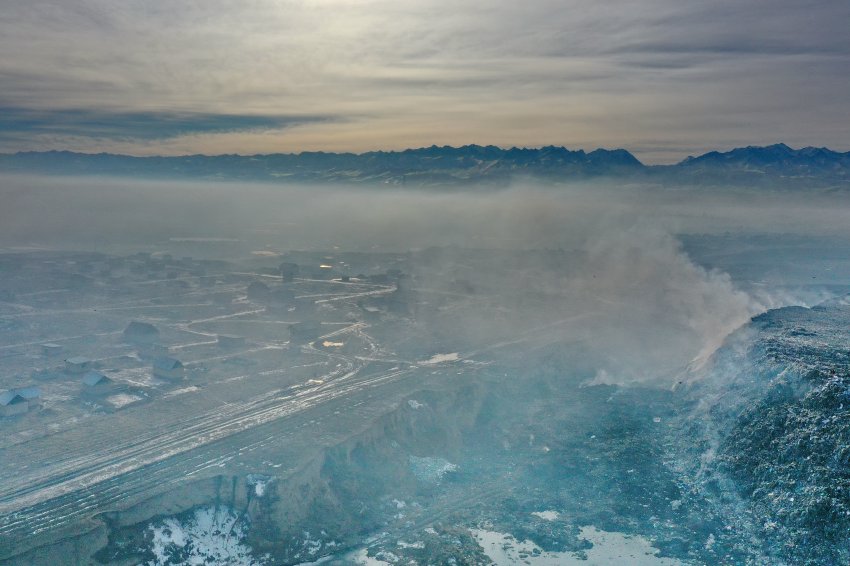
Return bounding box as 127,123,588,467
82,370,112,387
289,321,323,343
123,321,160,344
32,368,63,381
139,342,170,359
246,281,271,302
279,262,300,281
153,357,184,380
0,392,28,417
0,386,40,416
65,356,92,374
41,343,63,357
16,386,41,404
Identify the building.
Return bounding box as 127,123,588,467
0,386,40,417
123,321,160,344
0,392,28,417
41,343,63,357
65,356,92,374
279,262,300,282
247,281,271,302
289,321,323,343
153,357,184,380
138,342,170,359
82,371,112,387
16,386,41,404
32,368,63,381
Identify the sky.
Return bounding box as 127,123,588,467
0,0,848,163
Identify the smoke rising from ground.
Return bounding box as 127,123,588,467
2,174,848,384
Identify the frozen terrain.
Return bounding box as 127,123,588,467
1,175,849,565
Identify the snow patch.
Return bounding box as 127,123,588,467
350,548,394,565
531,510,559,521
247,474,273,497
106,393,142,408
471,526,683,565
409,455,458,483
165,385,200,397
142,506,266,566
397,540,425,549
421,352,459,365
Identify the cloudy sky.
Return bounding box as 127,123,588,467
1,0,848,163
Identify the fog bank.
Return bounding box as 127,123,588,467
3,174,849,383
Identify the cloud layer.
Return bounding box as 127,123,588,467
1,1,848,161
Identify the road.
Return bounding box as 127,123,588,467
0,273,409,560
0,325,431,560
0,264,589,561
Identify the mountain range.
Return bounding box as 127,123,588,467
1,143,848,189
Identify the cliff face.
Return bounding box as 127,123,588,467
246,384,484,562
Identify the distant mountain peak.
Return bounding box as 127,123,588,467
0,143,847,189
674,143,850,185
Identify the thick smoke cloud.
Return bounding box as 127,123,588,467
2,174,848,384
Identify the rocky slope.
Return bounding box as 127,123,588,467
678,302,850,565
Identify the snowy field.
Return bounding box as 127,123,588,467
471,526,684,566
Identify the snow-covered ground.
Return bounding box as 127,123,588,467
530,510,559,521
471,526,684,566
142,506,268,566
420,352,459,365
106,393,143,408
